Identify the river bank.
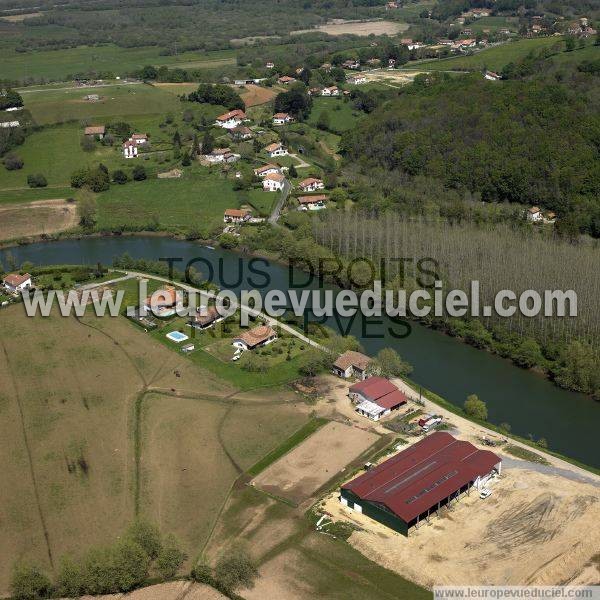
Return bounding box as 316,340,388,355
1,236,598,468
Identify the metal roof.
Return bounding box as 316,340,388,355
342,432,500,523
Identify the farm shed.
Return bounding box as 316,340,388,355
340,432,501,535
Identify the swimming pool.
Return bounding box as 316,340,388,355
166,331,189,343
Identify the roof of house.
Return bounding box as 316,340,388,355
232,126,252,134
299,177,322,188
3,272,31,287
235,325,276,347
224,208,249,218
334,350,372,372
323,86,339,92
85,125,105,135
375,389,408,409
216,109,246,122
273,112,290,119
265,142,283,152
342,431,501,523
131,133,147,140
298,195,327,204
264,172,285,182
529,206,541,213
123,140,137,148
349,376,397,400
145,287,177,308
278,76,296,82
192,305,220,326
211,147,232,155
254,163,279,174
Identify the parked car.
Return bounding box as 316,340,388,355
480,488,492,499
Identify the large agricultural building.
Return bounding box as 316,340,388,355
340,432,501,536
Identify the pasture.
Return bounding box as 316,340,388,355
307,97,364,134
412,37,566,72
96,171,239,235
22,83,182,125
0,44,236,82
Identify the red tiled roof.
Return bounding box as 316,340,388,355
349,377,397,401
342,432,500,523
217,109,246,121
298,195,327,204
145,287,177,308
224,208,249,218
3,272,31,287
273,112,289,119
375,389,407,410
254,163,279,174
265,142,283,152
334,350,372,371
234,325,276,347
299,177,322,188
265,172,285,182
84,125,105,135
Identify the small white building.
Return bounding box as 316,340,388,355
266,61,275,69
224,209,250,224
298,195,327,211
347,74,367,85
254,164,281,178
123,141,138,158
3,272,32,293
131,133,148,144
273,112,293,125
233,325,277,350
215,109,246,129
321,86,340,97
263,173,285,192
298,177,324,193
484,71,501,81
0,121,20,128
265,142,288,158
527,206,544,222
206,148,239,164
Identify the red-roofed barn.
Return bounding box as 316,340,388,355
341,432,501,535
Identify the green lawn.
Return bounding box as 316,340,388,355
22,83,183,125
245,188,277,216
0,186,73,205
410,37,567,72
464,16,519,34
307,97,363,133
1,44,236,81
96,169,239,235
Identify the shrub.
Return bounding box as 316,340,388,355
10,564,52,600
3,153,23,170
132,165,147,181
464,394,488,420
27,174,47,188
215,548,258,592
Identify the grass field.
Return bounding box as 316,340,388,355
246,188,278,216
307,97,363,134
0,186,72,205
22,83,183,125
96,170,239,235
1,44,236,82
411,37,567,72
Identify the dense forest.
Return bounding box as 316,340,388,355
0,0,385,53
340,69,600,237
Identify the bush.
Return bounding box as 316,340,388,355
10,564,52,600
155,534,186,579
215,548,258,592
132,165,147,181
464,394,488,420
112,169,128,184
3,153,23,170
126,520,162,560
27,174,47,188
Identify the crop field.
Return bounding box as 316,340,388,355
412,37,566,72
237,84,278,107
0,45,236,82
22,83,183,125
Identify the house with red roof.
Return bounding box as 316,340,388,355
263,172,285,192
298,177,324,193
273,112,293,125
223,208,251,224
215,109,246,129
3,272,32,293
341,431,502,535
297,195,327,211
349,377,408,421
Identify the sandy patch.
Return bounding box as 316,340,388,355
252,421,379,504
293,19,408,37
362,69,423,86
237,84,277,107
1,11,42,21
323,460,600,588
59,581,226,599
0,198,77,241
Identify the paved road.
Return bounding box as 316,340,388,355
268,178,291,225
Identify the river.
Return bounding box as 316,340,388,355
1,236,598,468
